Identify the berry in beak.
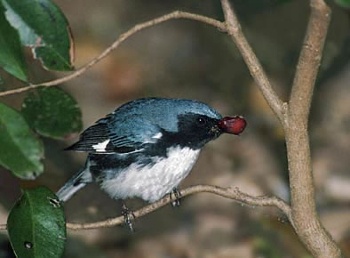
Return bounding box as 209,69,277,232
218,116,247,135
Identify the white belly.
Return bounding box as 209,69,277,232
100,146,200,202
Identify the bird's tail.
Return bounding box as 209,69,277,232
56,168,92,202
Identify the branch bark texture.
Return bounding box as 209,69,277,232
285,1,341,257
221,0,342,257
65,185,290,230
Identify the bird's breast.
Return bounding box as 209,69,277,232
100,146,200,202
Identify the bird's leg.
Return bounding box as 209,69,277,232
170,187,182,207
121,203,135,232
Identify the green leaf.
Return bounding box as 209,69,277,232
0,2,27,81
335,0,350,8
2,0,74,71
7,186,66,258
0,103,43,179
21,87,82,139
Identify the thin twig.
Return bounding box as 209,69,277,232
66,185,291,230
0,11,225,97
220,0,287,126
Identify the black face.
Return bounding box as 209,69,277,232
167,113,222,150
142,113,222,158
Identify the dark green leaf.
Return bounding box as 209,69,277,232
2,0,74,71
0,2,27,81
7,186,66,258
21,87,82,139
0,103,43,179
335,0,350,8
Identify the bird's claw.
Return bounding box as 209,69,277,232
121,203,135,232
170,188,182,207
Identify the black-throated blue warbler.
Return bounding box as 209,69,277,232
56,97,246,228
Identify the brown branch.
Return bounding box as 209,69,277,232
0,185,291,231
220,0,342,257
220,0,287,125
289,0,330,120
0,11,225,98
66,185,291,230
284,1,342,257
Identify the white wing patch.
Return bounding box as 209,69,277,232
92,139,111,152
152,132,163,139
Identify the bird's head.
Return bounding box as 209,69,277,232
168,100,246,149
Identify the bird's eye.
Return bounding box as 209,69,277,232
197,117,206,126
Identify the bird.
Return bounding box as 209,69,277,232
56,97,246,228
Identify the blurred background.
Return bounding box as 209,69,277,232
1,0,350,257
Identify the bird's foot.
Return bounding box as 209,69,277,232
121,203,135,232
170,188,182,207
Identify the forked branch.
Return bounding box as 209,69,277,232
220,0,342,257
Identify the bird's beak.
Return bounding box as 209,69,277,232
217,116,247,135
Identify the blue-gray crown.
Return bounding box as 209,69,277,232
113,97,222,133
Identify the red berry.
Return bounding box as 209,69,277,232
218,116,247,135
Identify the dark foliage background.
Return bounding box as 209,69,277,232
1,0,349,257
